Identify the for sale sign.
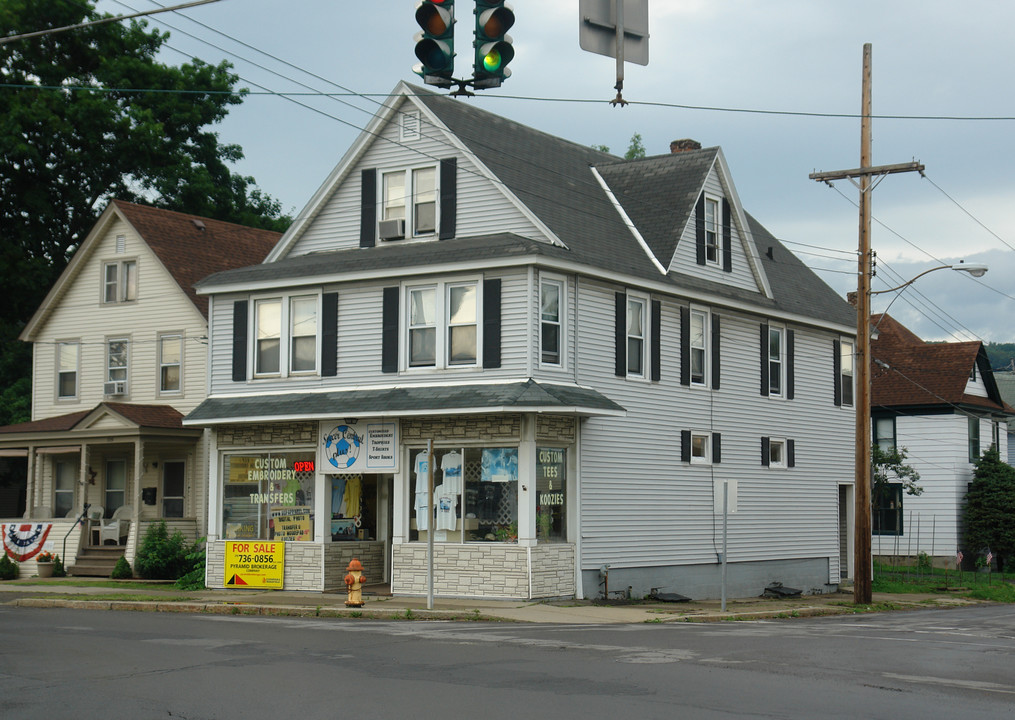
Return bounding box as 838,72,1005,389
224,540,285,589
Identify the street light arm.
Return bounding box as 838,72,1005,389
871,263,988,295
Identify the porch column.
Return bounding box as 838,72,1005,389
133,439,143,542
26,444,36,516
206,429,220,541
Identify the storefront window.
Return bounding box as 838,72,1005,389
222,451,315,541
410,446,518,543
536,447,567,543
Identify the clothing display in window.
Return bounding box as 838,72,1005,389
435,484,456,531
441,450,463,494
414,451,430,531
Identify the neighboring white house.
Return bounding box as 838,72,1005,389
869,314,1012,561
0,201,279,575
184,82,857,600
994,370,1015,466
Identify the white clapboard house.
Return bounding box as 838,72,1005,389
0,201,279,575
184,82,857,599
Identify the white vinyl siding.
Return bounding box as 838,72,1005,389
576,278,850,581
287,97,544,257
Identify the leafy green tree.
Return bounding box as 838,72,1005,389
963,446,1015,572
871,444,922,499
624,132,646,160
0,0,289,425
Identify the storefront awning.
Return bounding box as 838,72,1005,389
0,449,28,457
35,445,82,455
184,379,626,426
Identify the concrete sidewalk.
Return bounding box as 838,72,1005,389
0,577,988,623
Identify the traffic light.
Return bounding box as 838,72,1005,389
413,0,456,87
473,1,514,87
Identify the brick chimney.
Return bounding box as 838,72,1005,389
670,139,702,153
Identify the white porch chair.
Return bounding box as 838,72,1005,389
99,506,132,546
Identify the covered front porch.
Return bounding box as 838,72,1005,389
0,403,205,575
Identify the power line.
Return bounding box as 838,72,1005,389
0,0,221,44
921,172,1015,253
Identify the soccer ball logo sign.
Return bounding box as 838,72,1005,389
324,425,362,470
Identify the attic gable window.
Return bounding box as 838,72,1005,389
381,166,436,239
704,197,720,265
103,259,137,303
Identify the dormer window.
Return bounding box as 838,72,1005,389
704,197,720,265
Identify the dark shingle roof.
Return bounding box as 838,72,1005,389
113,200,281,317
199,86,854,329
0,403,186,435
594,148,717,264
184,380,624,425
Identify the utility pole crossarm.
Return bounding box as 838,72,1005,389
809,161,924,183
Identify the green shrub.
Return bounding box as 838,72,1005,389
0,554,18,580
174,538,206,590
134,520,191,580
52,553,67,577
111,555,133,579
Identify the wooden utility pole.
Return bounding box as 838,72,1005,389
809,44,923,605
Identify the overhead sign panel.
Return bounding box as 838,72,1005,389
579,0,649,66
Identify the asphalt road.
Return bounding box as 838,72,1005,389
1,604,1012,719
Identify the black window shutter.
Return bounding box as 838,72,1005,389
360,168,376,248
695,195,706,266
483,278,501,368
787,439,796,468
786,329,795,400
231,300,248,382
651,299,661,382
711,313,721,389
833,340,842,406
381,286,399,373
761,436,770,466
439,158,457,240
712,432,722,464
615,292,627,377
760,323,770,396
722,198,732,272
681,430,691,463
321,292,338,377
679,305,690,386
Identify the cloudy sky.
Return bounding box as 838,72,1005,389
93,0,1015,343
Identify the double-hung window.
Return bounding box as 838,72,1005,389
626,295,647,377
968,416,981,462
874,416,896,451
254,294,320,377
704,197,720,265
57,341,79,399
840,340,854,406
159,334,182,394
540,277,563,367
106,338,129,393
768,326,784,396
406,280,479,369
690,309,708,385
382,166,437,238
103,260,137,303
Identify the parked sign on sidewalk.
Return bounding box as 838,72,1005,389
225,540,284,588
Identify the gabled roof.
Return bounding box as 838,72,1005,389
870,314,1012,414
0,402,188,436
211,82,852,331
112,201,281,317
21,200,281,339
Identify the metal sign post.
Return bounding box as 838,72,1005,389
579,0,649,105
426,439,434,610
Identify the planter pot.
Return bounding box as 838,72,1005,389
37,562,54,578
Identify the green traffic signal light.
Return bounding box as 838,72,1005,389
474,0,514,87
413,0,456,87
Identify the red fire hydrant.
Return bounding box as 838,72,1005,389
344,558,366,607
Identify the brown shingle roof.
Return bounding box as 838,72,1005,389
0,403,184,434
870,314,1008,412
113,200,281,317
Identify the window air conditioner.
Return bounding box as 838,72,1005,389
378,218,405,240
104,381,127,396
